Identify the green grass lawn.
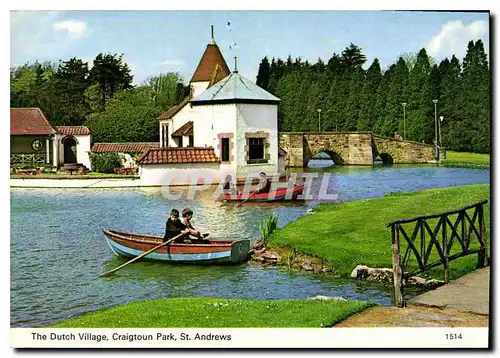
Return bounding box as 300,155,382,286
269,185,490,281
49,298,374,328
442,151,490,168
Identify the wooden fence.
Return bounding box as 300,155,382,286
11,153,47,165
388,200,489,307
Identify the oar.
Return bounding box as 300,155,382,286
100,232,185,277
237,190,257,207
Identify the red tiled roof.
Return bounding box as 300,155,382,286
10,108,56,135
136,147,220,165
56,126,91,136
92,142,160,153
171,121,193,137
190,43,231,83
158,96,190,120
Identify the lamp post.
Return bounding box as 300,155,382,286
433,99,439,161
317,109,322,132
439,116,443,148
401,102,407,140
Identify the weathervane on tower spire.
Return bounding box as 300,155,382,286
210,25,215,44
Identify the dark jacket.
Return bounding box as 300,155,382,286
164,218,187,242
183,218,205,243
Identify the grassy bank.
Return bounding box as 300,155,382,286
50,298,374,328
269,185,490,281
442,151,490,168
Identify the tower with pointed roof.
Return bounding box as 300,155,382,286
151,26,283,185
189,25,231,98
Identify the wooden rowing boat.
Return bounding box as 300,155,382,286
103,229,250,264
222,184,304,202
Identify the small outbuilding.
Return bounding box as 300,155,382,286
10,108,92,170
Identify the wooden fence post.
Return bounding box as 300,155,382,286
442,216,449,283
477,204,488,268
391,223,405,307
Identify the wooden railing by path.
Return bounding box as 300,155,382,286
387,200,489,307
11,153,47,165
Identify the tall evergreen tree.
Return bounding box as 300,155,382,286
340,43,367,72
381,57,409,137
88,53,133,107
438,56,462,149
344,67,365,130
404,48,432,141
51,57,91,125
372,64,395,134
358,58,382,131
326,53,343,77
256,56,271,90
460,40,490,152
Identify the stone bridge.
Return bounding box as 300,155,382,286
279,132,437,166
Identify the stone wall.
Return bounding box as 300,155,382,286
372,135,435,164
279,132,436,167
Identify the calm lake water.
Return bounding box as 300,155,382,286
10,165,489,327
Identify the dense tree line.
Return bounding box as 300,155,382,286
256,40,490,153
11,53,186,143
11,40,489,153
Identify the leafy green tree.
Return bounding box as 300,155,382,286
142,72,185,110
83,84,105,113
85,87,161,143
10,61,56,109
400,51,435,71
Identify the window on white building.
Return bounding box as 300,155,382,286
221,138,230,162
161,123,169,147
248,138,267,164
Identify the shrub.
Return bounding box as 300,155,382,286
90,152,122,173
259,214,279,243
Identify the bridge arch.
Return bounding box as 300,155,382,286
320,150,344,165
307,150,343,167
378,153,394,165
279,132,435,167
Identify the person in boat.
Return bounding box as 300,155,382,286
222,174,237,195
255,172,272,194
182,208,210,243
164,209,190,243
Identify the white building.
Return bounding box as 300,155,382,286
53,126,92,170
138,31,285,186
10,108,92,170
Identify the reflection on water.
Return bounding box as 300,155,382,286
10,165,489,327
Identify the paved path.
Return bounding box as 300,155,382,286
409,267,490,315
335,267,490,327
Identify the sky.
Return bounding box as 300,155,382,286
10,9,490,86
